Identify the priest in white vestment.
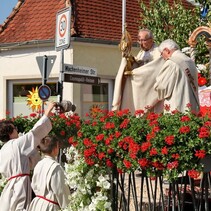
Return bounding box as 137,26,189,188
154,39,200,113
0,102,55,211
112,29,162,113
112,38,199,114
134,29,160,67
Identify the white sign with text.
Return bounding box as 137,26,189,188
64,64,97,76
55,7,71,51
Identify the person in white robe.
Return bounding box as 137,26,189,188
0,102,56,211
154,39,200,113
112,29,162,113
134,28,160,67
28,135,70,211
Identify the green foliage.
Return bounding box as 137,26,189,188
0,174,7,196
139,0,200,47
12,114,40,133
139,0,210,64
8,112,81,149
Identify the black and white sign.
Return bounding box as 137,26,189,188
64,73,101,85
55,7,71,51
64,64,97,76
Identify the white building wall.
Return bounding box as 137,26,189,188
0,45,69,118
0,41,139,118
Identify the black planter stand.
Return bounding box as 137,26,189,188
110,168,211,211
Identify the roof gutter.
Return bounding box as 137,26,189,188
0,37,138,51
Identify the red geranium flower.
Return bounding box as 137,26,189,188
180,115,190,122
140,142,151,152
138,158,149,168
60,130,66,136
167,161,178,169
30,113,37,117
188,169,200,179
165,135,175,145
179,126,190,134
195,150,206,159
161,146,168,155
198,77,207,86
96,134,104,141
106,159,114,168
123,159,132,169
150,148,158,156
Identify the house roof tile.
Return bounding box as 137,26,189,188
0,0,194,44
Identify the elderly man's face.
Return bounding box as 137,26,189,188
160,48,173,60
137,31,154,51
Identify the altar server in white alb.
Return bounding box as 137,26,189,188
0,102,56,211
154,39,200,113
28,135,70,211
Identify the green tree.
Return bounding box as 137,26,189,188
139,0,210,64
139,0,200,47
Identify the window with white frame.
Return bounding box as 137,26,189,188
8,79,57,117
81,79,114,117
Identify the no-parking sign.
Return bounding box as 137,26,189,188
38,85,51,101
55,7,71,51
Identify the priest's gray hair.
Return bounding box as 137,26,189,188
159,39,180,52
138,28,154,39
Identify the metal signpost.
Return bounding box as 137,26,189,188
55,7,71,165
55,7,71,103
36,55,57,111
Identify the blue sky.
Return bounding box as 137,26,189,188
0,0,17,24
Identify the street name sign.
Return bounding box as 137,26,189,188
55,7,71,51
64,64,97,76
64,73,101,85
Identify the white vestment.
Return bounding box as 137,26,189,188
28,156,70,211
112,44,162,113
112,57,165,113
154,50,200,112
135,44,160,66
0,115,52,211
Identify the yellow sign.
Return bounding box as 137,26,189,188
27,87,42,112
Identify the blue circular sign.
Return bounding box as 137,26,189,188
38,85,51,101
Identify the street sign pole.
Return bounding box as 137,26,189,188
55,7,71,166
42,55,48,85
58,49,64,103
42,55,48,112
36,55,56,114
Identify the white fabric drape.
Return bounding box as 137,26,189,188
112,57,165,114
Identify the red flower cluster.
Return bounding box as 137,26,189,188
197,63,210,87
69,105,211,181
